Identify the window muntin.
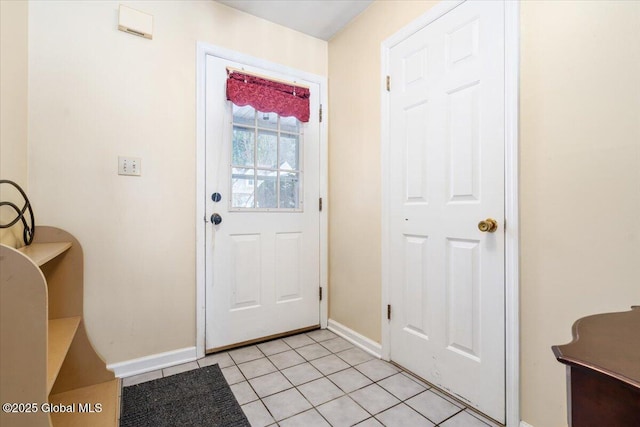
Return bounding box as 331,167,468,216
231,104,303,211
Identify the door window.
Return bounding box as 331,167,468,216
231,104,303,211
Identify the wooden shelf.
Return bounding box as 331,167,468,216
47,317,81,393
18,242,72,266
49,379,121,427
2,227,118,427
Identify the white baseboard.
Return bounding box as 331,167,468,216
107,346,197,378
327,319,382,358
520,422,534,427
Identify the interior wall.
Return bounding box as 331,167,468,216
328,0,438,343
519,1,640,426
0,0,29,224
27,0,327,364
329,1,640,426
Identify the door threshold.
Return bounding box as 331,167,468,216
206,324,320,354
390,361,505,427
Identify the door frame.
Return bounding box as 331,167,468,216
380,1,520,426
195,42,329,359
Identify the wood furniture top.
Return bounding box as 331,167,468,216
552,306,640,388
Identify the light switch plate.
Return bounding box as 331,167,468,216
118,156,141,176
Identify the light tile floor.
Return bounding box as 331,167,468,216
122,329,503,427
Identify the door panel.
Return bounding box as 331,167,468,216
205,56,320,351
389,1,505,422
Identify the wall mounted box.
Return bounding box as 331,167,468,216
118,5,153,40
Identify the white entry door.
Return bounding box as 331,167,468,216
387,1,505,422
205,56,321,351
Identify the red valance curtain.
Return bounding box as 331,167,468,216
226,71,310,123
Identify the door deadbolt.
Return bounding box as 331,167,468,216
478,218,498,233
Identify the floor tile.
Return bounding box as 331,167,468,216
242,400,275,427
279,408,330,427
162,361,199,377
306,328,338,342
406,390,463,424
316,395,369,427
229,345,264,364
262,388,312,421
465,410,503,427
238,357,278,379
221,365,245,385
355,418,385,427
230,381,259,405
336,347,375,366
257,339,291,356
378,373,427,401
355,359,400,381
310,354,350,375
320,337,354,353
296,343,332,361
283,334,316,348
269,349,306,370
197,352,234,368
428,387,466,407
122,369,162,387
297,377,345,406
375,403,435,427
349,383,400,415
328,367,373,393
439,410,491,427
249,371,293,398
400,371,432,388
281,362,323,386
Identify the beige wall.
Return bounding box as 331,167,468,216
0,1,29,196
0,0,29,247
328,0,438,343
329,1,640,426
27,0,327,363
520,1,640,426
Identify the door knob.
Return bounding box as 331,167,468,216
478,218,498,233
211,213,222,225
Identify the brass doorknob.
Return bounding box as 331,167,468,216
478,218,498,233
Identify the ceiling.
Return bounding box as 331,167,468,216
216,0,374,40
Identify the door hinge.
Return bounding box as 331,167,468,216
319,104,323,122
319,197,323,212
319,287,323,301
386,75,390,92
387,304,391,320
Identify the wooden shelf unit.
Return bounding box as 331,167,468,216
1,227,120,427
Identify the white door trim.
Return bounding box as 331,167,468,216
380,1,520,426
195,42,329,359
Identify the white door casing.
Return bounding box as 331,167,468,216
384,0,510,422
203,54,324,351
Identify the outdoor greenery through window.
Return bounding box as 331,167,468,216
231,103,302,210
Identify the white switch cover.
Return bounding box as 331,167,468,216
118,156,141,176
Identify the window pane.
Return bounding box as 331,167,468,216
233,104,255,126
279,172,300,209
231,168,255,208
257,111,278,130
280,135,299,170
256,170,277,208
280,116,299,134
257,130,277,168
232,126,255,167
